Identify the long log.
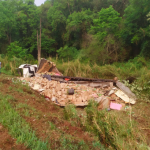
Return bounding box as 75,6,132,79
51,75,116,84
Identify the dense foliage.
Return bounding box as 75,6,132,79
0,0,150,64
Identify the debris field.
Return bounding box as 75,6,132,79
19,58,136,110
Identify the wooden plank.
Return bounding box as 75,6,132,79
51,75,116,84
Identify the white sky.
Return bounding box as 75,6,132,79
34,0,46,6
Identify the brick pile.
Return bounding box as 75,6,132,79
20,76,113,106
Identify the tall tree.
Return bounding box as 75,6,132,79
123,0,150,57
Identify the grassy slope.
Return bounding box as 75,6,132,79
0,74,103,150
0,74,150,149
1,56,150,149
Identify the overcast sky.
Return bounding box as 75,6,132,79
34,0,46,6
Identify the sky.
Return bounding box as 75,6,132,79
34,0,46,6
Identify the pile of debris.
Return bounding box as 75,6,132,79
19,59,137,110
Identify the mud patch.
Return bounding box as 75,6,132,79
1,79,11,84
23,88,33,94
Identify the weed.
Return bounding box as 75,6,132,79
64,104,82,127
124,80,150,102
59,134,89,150
64,104,78,120
92,141,106,150
15,88,23,93
8,86,13,90
49,122,56,130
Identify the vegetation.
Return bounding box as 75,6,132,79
85,101,146,149
0,0,150,149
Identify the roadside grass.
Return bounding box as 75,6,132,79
0,93,50,150
13,99,103,149
49,56,150,80
64,104,82,127
16,103,37,117
85,101,136,149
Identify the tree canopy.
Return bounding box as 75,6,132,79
0,0,150,64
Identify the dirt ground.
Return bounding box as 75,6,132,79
0,124,28,150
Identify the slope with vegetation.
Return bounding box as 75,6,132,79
0,74,150,149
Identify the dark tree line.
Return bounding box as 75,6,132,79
0,0,150,64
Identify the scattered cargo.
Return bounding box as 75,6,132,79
19,58,137,109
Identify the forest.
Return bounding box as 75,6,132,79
0,0,150,65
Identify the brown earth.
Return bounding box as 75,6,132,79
0,124,28,150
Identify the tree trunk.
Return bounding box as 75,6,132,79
37,18,42,64
37,30,39,63
39,18,41,63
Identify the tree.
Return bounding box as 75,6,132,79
123,0,150,57
16,0,40,56
0,0,18,44
65,9,95,49
82,6,124,64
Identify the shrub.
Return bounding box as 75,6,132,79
57,46,79,61
7,41,34,61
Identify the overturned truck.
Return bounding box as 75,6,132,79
19,58,137,109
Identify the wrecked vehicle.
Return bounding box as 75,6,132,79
19,58,137,110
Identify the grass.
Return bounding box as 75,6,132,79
49,122,56,130
84,101,139,149
16,103,37,117
0,93,50,150
64,101,148,149
62,100,149,149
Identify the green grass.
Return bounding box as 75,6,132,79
0,93,50,150
0,55,37,75
16,103,37,117
83,101,147,150
48,122,56,130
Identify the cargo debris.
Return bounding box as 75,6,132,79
19,58,137,109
